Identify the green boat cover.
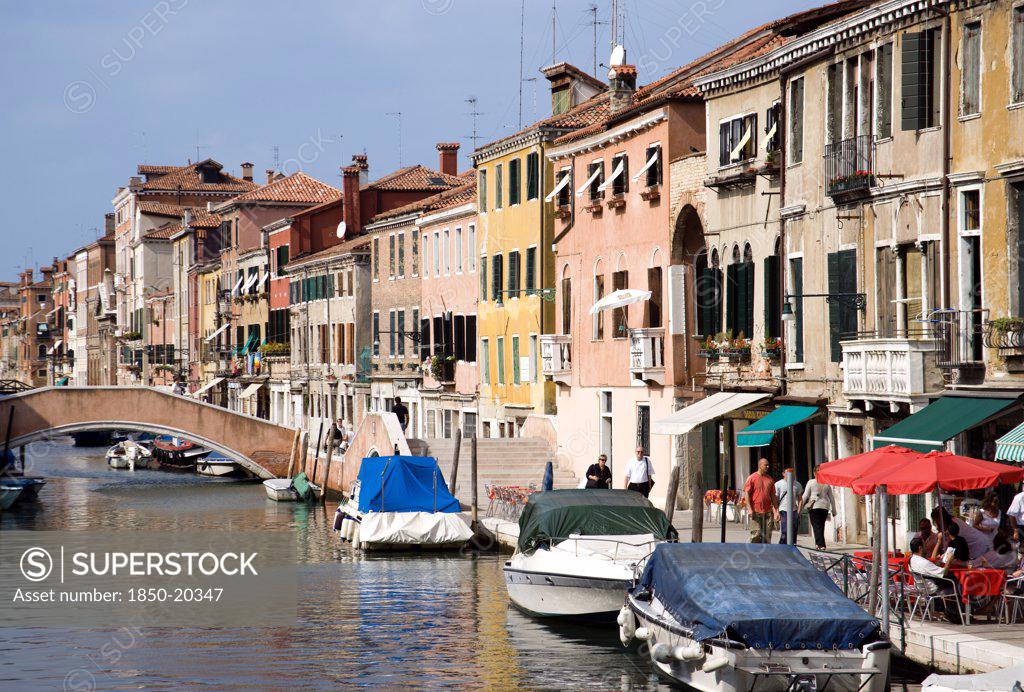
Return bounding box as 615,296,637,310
292,472,311,500
517,489,676,553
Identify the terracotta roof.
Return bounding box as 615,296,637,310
137,164,178,176
143,207,221,240
365,165,465,192
223,172,340,205
475,92,611,156
138,159,258,194
137,201,189,218
370,179,477,223
285,236,370,267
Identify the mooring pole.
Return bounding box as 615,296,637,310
691,470,704,543
286,428,300,478
786,469,795,546
879,486,891,634
664,464,681,527
322,424,337,504
470,435,479,529
449,427,462,494
2,406,14,471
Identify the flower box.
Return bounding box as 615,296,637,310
640,186,661,201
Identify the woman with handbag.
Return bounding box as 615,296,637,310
800,466,836,550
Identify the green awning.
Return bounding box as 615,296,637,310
55,376,69,386
873,395,1018,453
996,422,1024,462
737,405,819,448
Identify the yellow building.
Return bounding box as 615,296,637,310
194,262,224,404
471,63,607,436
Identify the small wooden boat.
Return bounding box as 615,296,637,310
2,477,46,502
106,441,153,470
0,484,23,510
196,456,242,477
263,478,300,501
152,438,210,471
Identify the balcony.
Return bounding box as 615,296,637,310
842,336,943,407
629,328,665,386
825,135,874,200
540,334,571,386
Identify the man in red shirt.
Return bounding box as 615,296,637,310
743,458,779,544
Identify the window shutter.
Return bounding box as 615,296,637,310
667,264,687,336
763,255,781,339
827,252,842,362
1014,9,1024,104
840,249,859,340
466,315,477,361
480,259,487,301
901,31,935,130
698,267,715,337
743,262,755,339
420,318,430,361
725,264,739,336
792,259,804,362
719,122,730,167
492,255,503,303
525,247,537,291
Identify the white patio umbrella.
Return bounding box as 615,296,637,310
589,288,651,315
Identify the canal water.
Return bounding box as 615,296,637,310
0,438,666,690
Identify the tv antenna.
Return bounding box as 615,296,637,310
587,5,610,77
193,130,207,162
386,111,403,167
550,1,557,64
518,0,526,129
464,97,484,152
272,145,281,171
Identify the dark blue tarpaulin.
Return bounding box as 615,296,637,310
634,544,880,650
356,456,461,514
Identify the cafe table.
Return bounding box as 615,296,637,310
948,568,1006,623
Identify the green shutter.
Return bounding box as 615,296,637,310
792,259,804,362
743,262,755,339
699,268,714,336
701,421,719,488
827,252,842,362
901,31,934,131
725,264,738,336
764,255,781,339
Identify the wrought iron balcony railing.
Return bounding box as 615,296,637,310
825,135,874,199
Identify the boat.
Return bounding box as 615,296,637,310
620,544,890,691
334,455,472,550
196,456,242,477
263,472,317,502
922,662,1024,691
151,437,210,471
0,483,23,510
503,489,676,620
106,440,154,470
2,476,46,502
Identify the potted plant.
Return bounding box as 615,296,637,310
762,336,782,360
726,334,752,362
987,317,1024,349
698,335,719,359
122,330,142,342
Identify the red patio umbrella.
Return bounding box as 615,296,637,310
850,451,1024,495
815,445,923,489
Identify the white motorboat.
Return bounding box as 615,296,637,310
263,478,300,501
335,456,472,550
502,489,675,620
621,543,890,691
922,663,1024,691
196,456,242,477
106,441,153,471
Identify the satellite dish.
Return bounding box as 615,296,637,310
610,44,626,67
337,221,346,239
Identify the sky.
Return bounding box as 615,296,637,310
0,0,823,278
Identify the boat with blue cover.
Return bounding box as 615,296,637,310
620,543,890,691
334,455,472,550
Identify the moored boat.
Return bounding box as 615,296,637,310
263,472,316,502
106,441,153,470
0,483,23,510
621,543,890,691
2,476,46,502
335,455,472,550
196,456,242,477
71,430,113,447
503,489,675,620
151,437,210,471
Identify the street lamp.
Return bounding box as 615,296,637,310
780,292,867,322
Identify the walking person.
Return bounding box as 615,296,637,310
801,467,837,551
391,397,409,433
775,468,803,545
585,454,613,489
742,458,778,544
624,447,655,498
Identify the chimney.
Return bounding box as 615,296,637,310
609,64,637,115
104,213,115,234
183,209,193,228
241,162,254,182
436,143,460,176
342,165,362,238
266,169,275,184
352,154,369,187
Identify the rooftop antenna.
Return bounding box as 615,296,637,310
386,111,403,167
464,96,484,152
518,0,526,129
272,145,281,171
193,129,207,162
523,77,539,119
588,4,609,77
551,0,557,64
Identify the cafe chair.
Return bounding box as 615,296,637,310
908,572,965,624
999,575,1024,624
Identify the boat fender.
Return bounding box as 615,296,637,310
616,605,635,627
339,516,349,540
673,644,703,661
619,627,632,648
651,643,673,664
333,510,344,532
634,627,652,642
701,655,729,674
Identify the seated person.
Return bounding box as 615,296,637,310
909,536,953,595
976,529,1017,571
940,522,971,569
915,518,941,557
932,506,991,561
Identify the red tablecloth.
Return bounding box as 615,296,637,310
950,568,1006,600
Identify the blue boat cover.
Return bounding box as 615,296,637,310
635,544,881,650
356,456,461,514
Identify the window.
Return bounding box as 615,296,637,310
963,189,981,231
647,267,662,329
397,310,406,357
593,272,605,339
556,169,572,207
725,258,754,339
763,253,782,339
507,250,521,298
412,232,419,277
790,257,804,362
466,315,477,361
274,245,289,277
496,337,505,384
827,250,858,362
529,335,538,382
961,21,982,116
480,256,488,301
561,275,572,334
765,104,781,153
1014,7,1024,104
479,170,488,211
644,144,663,187
420,316,431,361
612,270,628,337
372,312,380,356
901,28,941,131
492,254,504,303
526,153,539,200
481,338,490,384
876,42,894,138
455,227,463,273
826,63,843,144
637,404,651,457
525,246,536,293
421,233,429,277
373,238,379,280
495,164,503,209
509,158,521,206
511,335,521,385
389,310,396,357
433,232,440,276
587,161,604,201
388,234,396,278
611,153,629,196
698,251,723,337
468,226,476,271
718,113,757,167
397,232,405,277
443,229,451,274
789,77,804,163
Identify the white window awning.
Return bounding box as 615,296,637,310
763,121,777,151
597,160,625,192
230,274,244,296
730,123,752,162
47,339,63,355
652,391,769,436
204,323,229,343
544,172,572,202
243,272,259,293
191,377,224,398
260,273,269,288
632,149,659,182
240,382,263,399
575,166,603,196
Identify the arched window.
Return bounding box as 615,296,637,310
593,259,605,339
560,264,572,335
698,249,723,337
726,243,755,339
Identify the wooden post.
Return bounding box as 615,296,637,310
19,446,25,472
2,406,13,470
323,425,337,503
449,427,462,494
471,435,479,528
721,419,732,544
297,431,309,480
691,470,704,543
664,464,681,526
310,420,325,483
285,428,300,478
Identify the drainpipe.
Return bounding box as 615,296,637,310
777,73,789,400
940,9,952,311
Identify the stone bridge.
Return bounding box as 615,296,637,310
0,386,298,479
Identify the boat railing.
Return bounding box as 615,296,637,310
553,534,662,563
